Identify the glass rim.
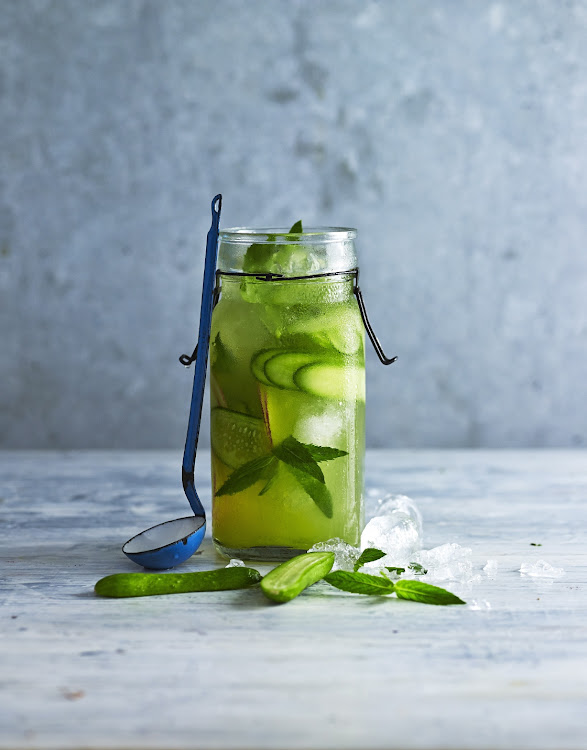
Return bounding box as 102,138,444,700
219,227,357,244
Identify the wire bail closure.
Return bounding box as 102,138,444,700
179,268,396,367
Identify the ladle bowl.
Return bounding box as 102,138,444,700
122,517,206,570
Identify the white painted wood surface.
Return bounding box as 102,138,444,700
1,450,586,750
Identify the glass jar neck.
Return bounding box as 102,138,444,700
217,227,357,277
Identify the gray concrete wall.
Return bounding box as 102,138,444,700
1,0,586,449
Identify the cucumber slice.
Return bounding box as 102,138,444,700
211,408,271,468
294,363,365,401
251,349,281,386
264,351,319,390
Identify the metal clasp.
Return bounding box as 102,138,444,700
179,283,221,367
180,268,397,367
352,269,397,366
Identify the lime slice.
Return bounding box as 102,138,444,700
211,408,271,468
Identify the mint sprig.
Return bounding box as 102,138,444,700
304,444,348,463
272,436,325,484
394,580,465,606
386,566,406,575
216,455,276,496
353,547,386,572
286,466,333,518
324,569,465,605
324,571,395,596
258,457,279,496
242,221,302,273
216,435,346,517
408,562,428,575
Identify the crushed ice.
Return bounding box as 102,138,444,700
311,493,565,601
308,537,359,572
483,560,498,578
225,558,246,568
520,560,565,578
361,494,423,566
412,543,475,583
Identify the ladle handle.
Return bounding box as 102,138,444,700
182,194,222,516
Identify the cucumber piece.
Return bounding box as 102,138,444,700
211,408,271,469
294,363,365,401
95,567,262,598
260,552,335,603
264,351,319,390
251,349,281,386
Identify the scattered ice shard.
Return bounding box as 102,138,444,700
225,559,246,568
483,560,498,578
469,599,492,611
361,494,423,566
308,538,360,572
412,543,474,583
520,560,565,578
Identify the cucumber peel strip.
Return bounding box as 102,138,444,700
95,567,262,598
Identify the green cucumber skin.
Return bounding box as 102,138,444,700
293,363,364,400
95,567,262,598
210,407,269,468
250,349,281,386
264,351,319,390
260,551,335,603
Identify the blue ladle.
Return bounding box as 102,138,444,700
122,194,222,569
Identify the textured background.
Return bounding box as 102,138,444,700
1,0,586,449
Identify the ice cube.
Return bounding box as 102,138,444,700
468,599,492,611
225,559,246,568
376,494,423,536
308,538,360,572
520,560,565,578
412,543,474,583
293,410,343,446
361,496,423,566
483,560,498,578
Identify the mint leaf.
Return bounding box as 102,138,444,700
530,542,542,547
258,457,279,496
353,548,386,572
303,443,348,463
408,562,427,575
242,222,301,273
272,436,325,484
394,580,465,606
324,571,395,596
386,566,406,575
211,332,235,373
242,241,275,274
216,455,275,496
286,465,333,518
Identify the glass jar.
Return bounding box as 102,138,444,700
209,227,365,561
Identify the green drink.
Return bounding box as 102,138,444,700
210,226,365,561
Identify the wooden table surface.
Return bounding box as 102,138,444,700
1,450,586,750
